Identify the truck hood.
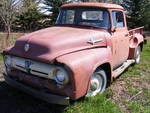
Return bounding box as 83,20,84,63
5,26,109,63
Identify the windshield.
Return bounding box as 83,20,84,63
56,8,110,29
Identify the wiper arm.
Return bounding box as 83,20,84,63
77,24,101,29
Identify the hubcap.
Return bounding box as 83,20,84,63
87,73,105,97
90,77,100,91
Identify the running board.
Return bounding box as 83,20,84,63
112,59,135,78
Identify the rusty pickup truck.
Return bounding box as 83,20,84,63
3,3,145,105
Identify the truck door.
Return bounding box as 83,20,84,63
111,11,129,68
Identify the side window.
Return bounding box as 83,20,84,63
112,11,124,28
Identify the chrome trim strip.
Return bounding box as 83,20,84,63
87,38,103,45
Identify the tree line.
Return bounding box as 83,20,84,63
0,0,150,34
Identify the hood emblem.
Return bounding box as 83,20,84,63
87,38,103,45
24,43,30,52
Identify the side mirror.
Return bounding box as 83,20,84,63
111,26,116,32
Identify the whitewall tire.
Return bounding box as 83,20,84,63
86,69,107,97
135,46,141,64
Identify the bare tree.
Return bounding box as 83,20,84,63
0,0,23,48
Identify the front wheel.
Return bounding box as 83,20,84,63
134,46,141,64
86,69,107,97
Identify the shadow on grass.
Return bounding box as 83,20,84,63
0,80,67,113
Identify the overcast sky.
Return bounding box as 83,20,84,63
38,1,51,15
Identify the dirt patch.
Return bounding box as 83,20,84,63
109,73,150,113
109,79,130,113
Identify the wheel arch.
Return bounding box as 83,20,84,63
94,62,112,86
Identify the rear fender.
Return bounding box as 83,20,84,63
128,34,144,59
56,47,112,99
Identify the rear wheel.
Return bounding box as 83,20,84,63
86,69,107,97
134,46,141,64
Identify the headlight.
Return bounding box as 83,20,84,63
54,67,69,85
4,55,12,67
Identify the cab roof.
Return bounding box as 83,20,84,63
61,2,124,10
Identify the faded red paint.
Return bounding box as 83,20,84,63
61,2,124,10
5,27,108,64
3,3,144,102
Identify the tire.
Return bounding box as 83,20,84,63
134,46,141,64
86,69,107,97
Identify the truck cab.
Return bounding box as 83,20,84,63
3,3,144,105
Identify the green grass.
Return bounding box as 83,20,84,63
127,102,146,113
0,32,150,113
65,95,121,113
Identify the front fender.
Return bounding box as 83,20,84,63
56,47,112,99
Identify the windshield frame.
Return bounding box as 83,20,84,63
55,7,111,29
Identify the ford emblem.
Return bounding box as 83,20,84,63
24,44,30,52
25,60,31,72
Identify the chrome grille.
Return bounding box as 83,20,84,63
11,56,56,79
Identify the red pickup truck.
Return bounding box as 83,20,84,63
3,3,145,105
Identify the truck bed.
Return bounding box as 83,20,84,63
129,26,145,38
129,26,144,35
129,26,147,43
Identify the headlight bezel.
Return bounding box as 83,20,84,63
4,55,12,68
53,66,69,85
3,55,12,72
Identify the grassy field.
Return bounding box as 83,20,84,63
0,33,150,113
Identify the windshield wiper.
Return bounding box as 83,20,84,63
54,24,105,29
77,24,101,29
